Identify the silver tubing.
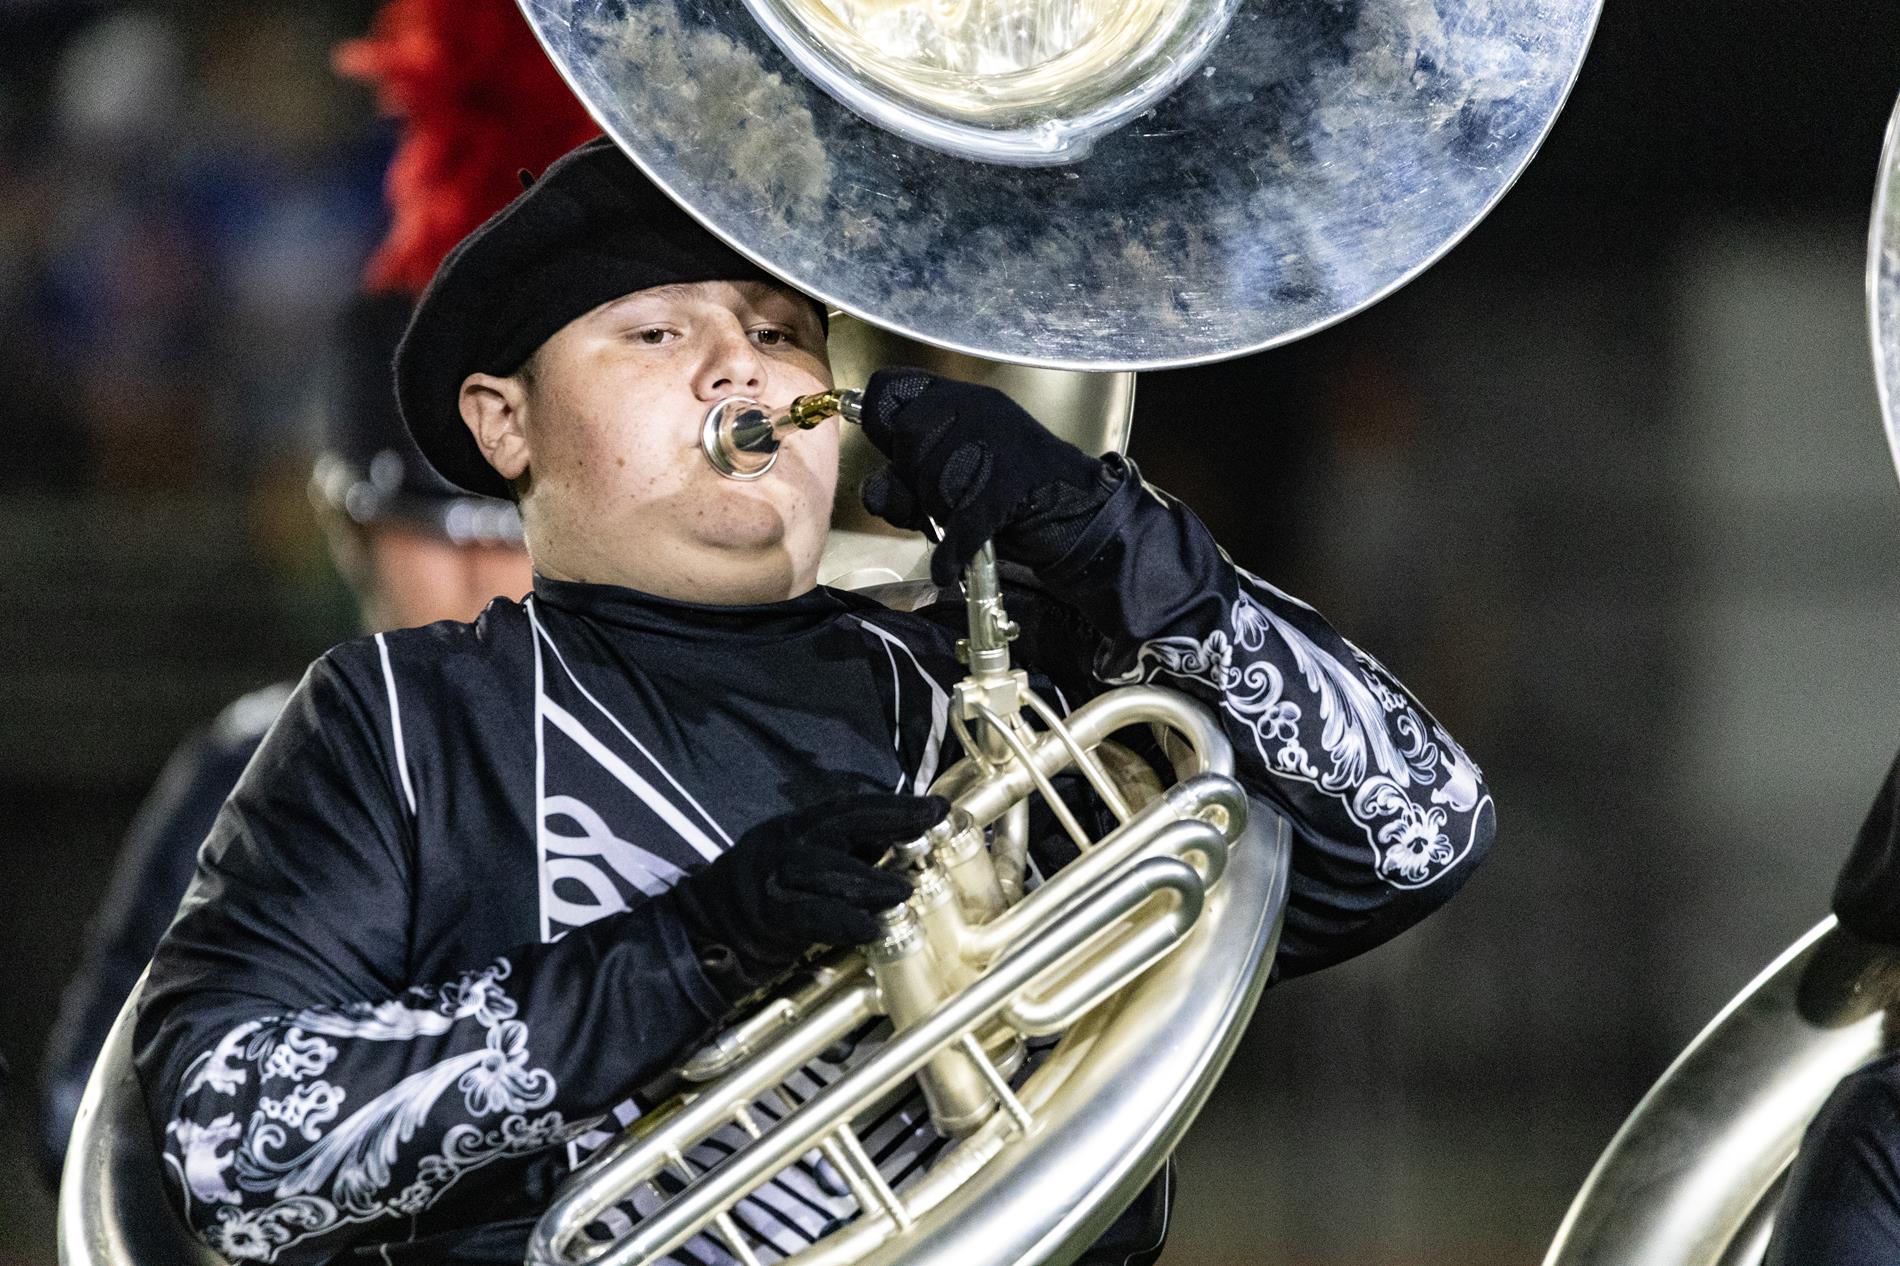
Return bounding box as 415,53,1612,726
1019,688,1134,824
956,1034,1035,1134
993,798,1030,905
1002,871,1204,1035
825,1128,912,1231
572,856,1205,1266
965,807,1230,965
681,962,859,1081
528,981,877,1264
941,684,1233,831
972,702,1090,848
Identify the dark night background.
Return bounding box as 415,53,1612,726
3,1,1900,1262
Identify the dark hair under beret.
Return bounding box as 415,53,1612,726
394,136,818,500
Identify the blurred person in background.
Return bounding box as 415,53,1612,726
31,5,383,495
1764,749,1900,1265
34,0,597,1187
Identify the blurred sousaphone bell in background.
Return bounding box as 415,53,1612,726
1541,90,1900,1266
56,1,1600,1264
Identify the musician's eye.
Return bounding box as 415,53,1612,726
750,326,790,347
632,327,676,345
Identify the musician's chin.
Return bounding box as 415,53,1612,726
699,494,792,554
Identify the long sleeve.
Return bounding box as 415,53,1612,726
134,656,733,1263
1012,457,1496,978
39,684,289,1188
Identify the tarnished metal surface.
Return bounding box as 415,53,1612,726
1542,920,1900,1266
521,0,1601,370
1872,93,1900,484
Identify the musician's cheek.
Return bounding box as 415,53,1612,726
531,346,692,502
785,421,841,516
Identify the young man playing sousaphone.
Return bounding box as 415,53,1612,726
136,137,1496,1264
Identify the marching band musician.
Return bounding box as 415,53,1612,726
133,137,1497,1264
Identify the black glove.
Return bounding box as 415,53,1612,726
669,793,947,992
858,369,1115,586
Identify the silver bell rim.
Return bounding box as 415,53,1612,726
1870,90,1900,488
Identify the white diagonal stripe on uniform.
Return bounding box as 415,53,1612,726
533,609,552,943
849,616,948,793
528,600,734,848
374,633,417,815
542,699,724,862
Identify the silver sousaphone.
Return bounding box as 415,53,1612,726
55,2,1599,1264
512,3,1597,1264
1541,92,1900,1266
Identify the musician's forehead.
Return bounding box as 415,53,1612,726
593,279,817,315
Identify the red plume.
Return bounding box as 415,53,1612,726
335,0,601,296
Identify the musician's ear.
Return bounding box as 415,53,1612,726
459,370,532,482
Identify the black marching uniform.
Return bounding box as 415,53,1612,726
137,461,1495,1264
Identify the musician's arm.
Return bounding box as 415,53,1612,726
133,654,731,1263
855,371,1494,978
1012,457,1496,978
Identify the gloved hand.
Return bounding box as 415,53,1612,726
669,793,947,990
858,369,1114,586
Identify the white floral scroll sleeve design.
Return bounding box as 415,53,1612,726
159,959,581,1262
1103,568,1489,890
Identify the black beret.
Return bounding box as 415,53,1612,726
315,293,522,543
395,137,813,500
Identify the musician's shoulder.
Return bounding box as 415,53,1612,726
322,597,536,692
207,680,297,748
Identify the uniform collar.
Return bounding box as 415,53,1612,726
530,574,855,641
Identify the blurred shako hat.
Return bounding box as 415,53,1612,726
313,293,523,544
395,137,823,500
